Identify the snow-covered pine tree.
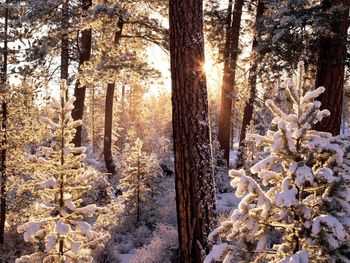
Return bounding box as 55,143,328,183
16,81,108,263
205,61,350,262
118,137,161,226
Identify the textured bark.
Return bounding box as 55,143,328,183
71,0,92,147
61,0,69,97
315,0,349,135
239,0,265,147
218,0,244,165
169,0,217,262
103,82,116,174
0,0,8,244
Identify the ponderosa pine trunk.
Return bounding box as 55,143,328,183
169,0,217,262
239,0,264,147
218,0,244,165
0,0,8,245
103,17,124,174
61,0,69,99
104,82,116,174
72,0,92,147
315,0,349,135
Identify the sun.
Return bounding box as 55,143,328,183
203,54,223,94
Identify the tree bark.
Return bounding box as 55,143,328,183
72,0,92,147
169,0,217,262
218,0,244,165
239,0,264,147
315,0,349,135
61,0,69,100
103,82,116,174
0,0,8,244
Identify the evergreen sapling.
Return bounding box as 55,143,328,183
206,62,350,262
17,81,108,263
118,138,161,226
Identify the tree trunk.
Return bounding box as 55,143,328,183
71,0,92,147
104,82,116,174
315,0,349,135
218,0,244,165
239,0,264,147
103,17,124,174
61,0,69,100
0,0,8,244
169,0,217,262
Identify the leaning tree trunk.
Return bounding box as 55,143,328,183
103,17,124,174
218,0,244,165
169,0,217,262
0,0,8,245
61,0,69,99
103,82,116,174
72,0,92,147
315,0,349,135
239,0,265,147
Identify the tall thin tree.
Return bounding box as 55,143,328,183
104,82,116,174
72,0,92,147
103,16,124,175
315,0,349,135
218,0,244,165
169,0,217,262
239,0,264,147
61,0,69,99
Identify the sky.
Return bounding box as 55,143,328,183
146,44,171,97
5,2,229,102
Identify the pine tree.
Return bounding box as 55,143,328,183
118,138,161,226
169,0,217,261
71,0,93,147
103,82,117,175
217,0,244,165
239,0,265,148
206,61,350,262
16,81,108,263
314,0,349,135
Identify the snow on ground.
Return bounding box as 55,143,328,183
216,191,240,214
229,148,239,168
118,253,134,263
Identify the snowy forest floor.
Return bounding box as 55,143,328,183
0,145,241,263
